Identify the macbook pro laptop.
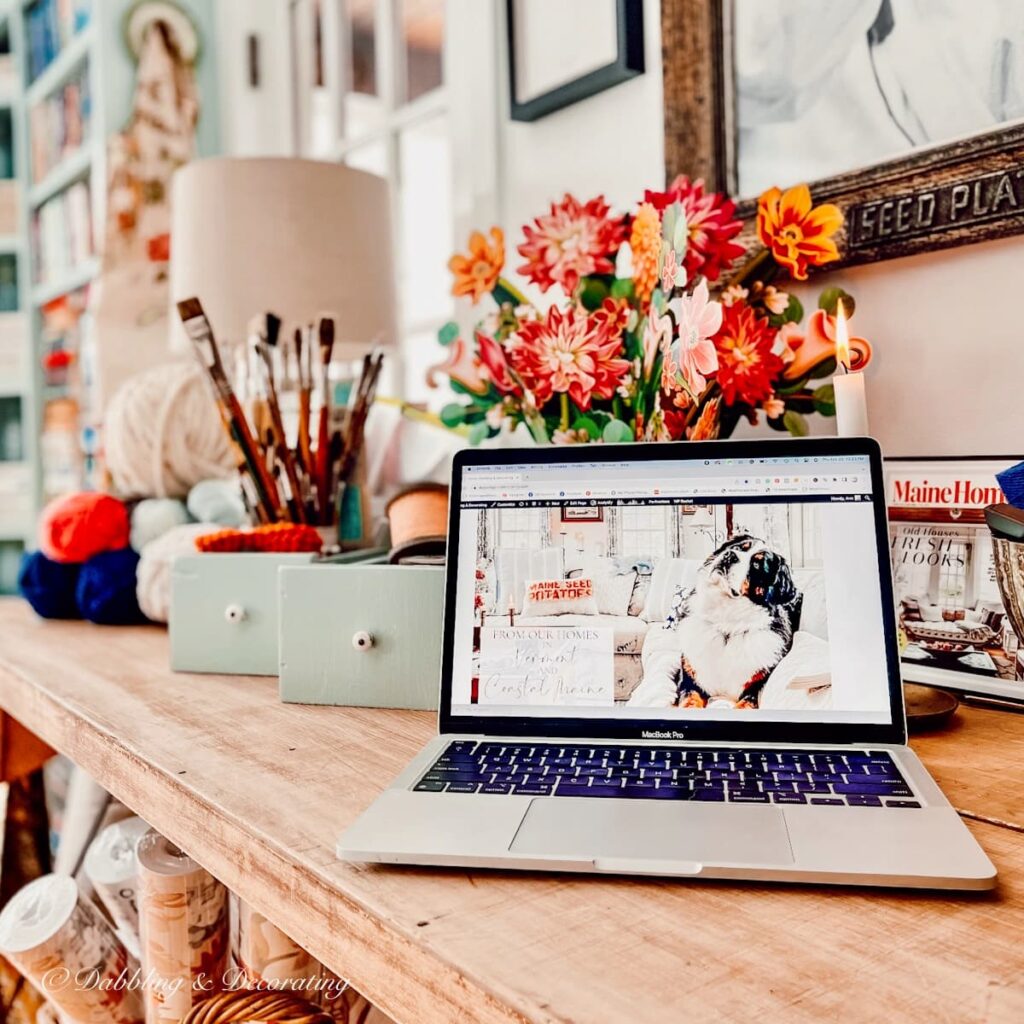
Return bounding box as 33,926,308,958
338,437,996,890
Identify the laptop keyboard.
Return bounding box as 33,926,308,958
413,742,920,808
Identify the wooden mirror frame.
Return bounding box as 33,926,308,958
662,0,1024,268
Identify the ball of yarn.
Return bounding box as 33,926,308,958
136,522,221,623
187,478,247,527
77,548,147,625
105,362,236,499
130,498,191,551
18,551,82,619
39,492,130,564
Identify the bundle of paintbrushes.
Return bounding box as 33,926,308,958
177,298,385,530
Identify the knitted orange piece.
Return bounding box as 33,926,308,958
194,524,324,554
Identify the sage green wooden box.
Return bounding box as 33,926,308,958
170,554,317,675
278,563,444,710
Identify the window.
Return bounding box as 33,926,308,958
619,506,670,560
497,508,544,550
935,539,970,609
291,0,453,400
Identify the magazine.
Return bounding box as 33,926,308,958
886,457,1024,702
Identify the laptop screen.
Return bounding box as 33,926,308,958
444,443,902,742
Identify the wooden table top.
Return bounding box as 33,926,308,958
0,600,1022,1024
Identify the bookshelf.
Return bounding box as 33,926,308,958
0,0,220,586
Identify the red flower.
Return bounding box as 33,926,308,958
713,304,783,407
643,176,744,281
476,330,521,395
147,232,171,261
510,305,630,410
516,194,627,294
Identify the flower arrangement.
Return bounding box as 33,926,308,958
430,180,872,444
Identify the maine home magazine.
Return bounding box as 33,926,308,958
886,457,1024,703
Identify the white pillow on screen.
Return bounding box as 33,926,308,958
591,569,637,617
793,569,829,640
642,559,699,622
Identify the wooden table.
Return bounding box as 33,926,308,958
0,600,1022,1024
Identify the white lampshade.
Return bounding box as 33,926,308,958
169,157,396,358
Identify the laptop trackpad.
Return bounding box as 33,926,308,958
510,799,794,866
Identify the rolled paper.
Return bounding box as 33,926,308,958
0,873,144,1024
84,816,152,958
231,895,319,989
137,830,229,1023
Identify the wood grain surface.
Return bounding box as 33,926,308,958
0,601,1022,1024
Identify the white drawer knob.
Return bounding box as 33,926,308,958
352,630,374,651
224,603,247,624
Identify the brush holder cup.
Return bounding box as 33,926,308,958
992,537,1024,644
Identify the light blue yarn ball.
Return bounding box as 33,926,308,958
130,498,191,552
187,478,248,528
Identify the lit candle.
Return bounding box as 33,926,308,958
832,300,869,436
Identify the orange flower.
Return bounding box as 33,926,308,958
448,227,505,302
781,309,872,381
687,398,722,440
629,202,661,306
757,184,842,280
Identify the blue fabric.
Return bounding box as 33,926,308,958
18,550,83,619
997,462,1024,510
76,548,148,625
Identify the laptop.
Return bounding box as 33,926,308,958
338,437,996,890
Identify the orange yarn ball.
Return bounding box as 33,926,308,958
38,493,131,564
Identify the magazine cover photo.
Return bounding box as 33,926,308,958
469,501,833,712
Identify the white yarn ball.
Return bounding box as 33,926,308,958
187,478,247,527
136,522,221,624
130,498,191,551
106,362,236,499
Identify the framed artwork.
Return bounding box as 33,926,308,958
885,457,1024,705
561,506,604,523
662,0,1024,267
508,0,644,122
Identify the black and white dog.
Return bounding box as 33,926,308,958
627,534,803,709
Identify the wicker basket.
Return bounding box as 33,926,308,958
180,991,333,1024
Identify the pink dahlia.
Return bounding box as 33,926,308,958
516,194,628,294
509,305,630,410
643,176,744,281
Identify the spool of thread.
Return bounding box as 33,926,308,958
105,362,236,499
0,874,144,1024
136,523,221,623
39,492,130,564
385,483,449,563
84,816,151,958
77,548,148,625
130,498,192,551
187,478,248,527
18,551,82,619
137,829,229,1023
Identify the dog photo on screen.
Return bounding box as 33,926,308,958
472,502,833,711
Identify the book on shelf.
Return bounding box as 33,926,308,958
29,66,91,184
26,0,92,83
31,179,93,288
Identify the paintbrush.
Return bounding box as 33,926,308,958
315,316,336,522
177,297,280,522
253,313,307,523
295,326,314,477
336,349,385,488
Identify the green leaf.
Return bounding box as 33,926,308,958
572,415,601,440
812,383,836,417
437,321,460,347
809,357,837,379
817,287,855,317
662,204,677,243
579,277,610,311
492,279,529,308
782,293,803,323
775,377,809,396
468,421,491,445
783,410,809,437
440,403,467,427
602,419,634,444
610,278,635,300
672,211,688,253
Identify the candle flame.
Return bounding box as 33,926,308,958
835,299,851,372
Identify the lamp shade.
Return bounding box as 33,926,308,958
169,157,396,358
